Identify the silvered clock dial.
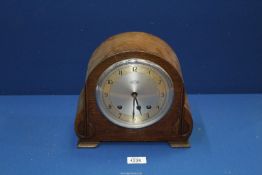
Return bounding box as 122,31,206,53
96,59,174,128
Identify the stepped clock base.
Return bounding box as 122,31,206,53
77,140,190,148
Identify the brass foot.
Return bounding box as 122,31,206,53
77,141,99,148
169,141,190,148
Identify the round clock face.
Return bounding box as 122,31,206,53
96,59,174,128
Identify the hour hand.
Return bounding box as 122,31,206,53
135,98,142,116
136,105,142,115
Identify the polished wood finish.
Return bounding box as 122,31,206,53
75,32,193,148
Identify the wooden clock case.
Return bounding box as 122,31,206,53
75,32,193,148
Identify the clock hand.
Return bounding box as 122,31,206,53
132,95,135,119
131,92,138,119
131,92,142,116
135,97,142,116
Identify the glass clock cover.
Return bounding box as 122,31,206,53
96,59,174,128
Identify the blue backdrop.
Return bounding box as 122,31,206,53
0,0,262,94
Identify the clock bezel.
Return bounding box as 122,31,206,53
95,58,174,129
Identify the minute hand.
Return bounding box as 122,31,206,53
132,96,135,119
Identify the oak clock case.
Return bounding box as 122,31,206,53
75,32,193,148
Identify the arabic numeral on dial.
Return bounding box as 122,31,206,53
119,70,122,75
133,67,137,72
146,113,150,118
158,80,162,84
156,105,160,110
108,104,112,109
161,92,165,97
107,80,113,84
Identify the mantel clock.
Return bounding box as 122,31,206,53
75,32,193,148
